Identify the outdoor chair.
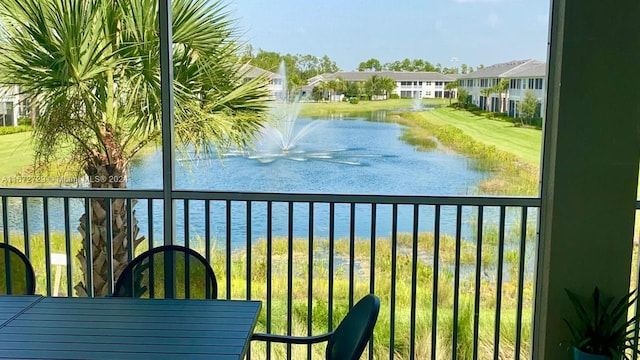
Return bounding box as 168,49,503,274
0,243,36,295
113,245,217,299
251,294,380,360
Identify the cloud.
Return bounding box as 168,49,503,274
487,13,501,28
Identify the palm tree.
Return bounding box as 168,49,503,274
0,0,271,296
326,76,345,102
364,75,381,100
444,80,458,105
379,77,396,100
495,79,510,112
480,88,493,111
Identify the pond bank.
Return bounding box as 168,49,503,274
390,109,540,196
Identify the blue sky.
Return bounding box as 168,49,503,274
229,0,550,71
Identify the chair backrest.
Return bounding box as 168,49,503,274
0,243,36,295
326,294,380,360
113,245,217,299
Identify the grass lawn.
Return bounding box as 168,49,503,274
0,132,34,179
299,98,448,117
422,107,543,167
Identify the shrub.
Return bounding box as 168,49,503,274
389,93,400,99
349,97,359,104
17,117,32,126
0,125,32,135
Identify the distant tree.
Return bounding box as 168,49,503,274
444,80,458,105
326,77,345,101
247,50,339,83
401,58,412,70
297,54,320,78
252,49,281,72
344,81,363,99
480,87,493,111
457,88,470,108
477,64,485,70
379,77,397,99
314,81,329,101
519,89,540,125
494,79,510,112
460,64,468,74
358,58,382,72
435,63,442,73
311,86,324,101
384,60,402,71
319,55,339,74
364,75,380,99
383,58,437,72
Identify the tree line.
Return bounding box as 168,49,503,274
357,57,483,75
242,48,482,86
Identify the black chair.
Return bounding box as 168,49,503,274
0,243,36,295
251,294,380,360
113,245,217,299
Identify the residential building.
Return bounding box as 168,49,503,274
240,65,286,99
457,59,546,117
0,85,20,126
304,71,458,100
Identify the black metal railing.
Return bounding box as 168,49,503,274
0,188,541,360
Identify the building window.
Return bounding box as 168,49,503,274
425,81,432,86
535,78,543,89
425,91,431,96
435,81,443,87
0,102,14,127
510,79,522,89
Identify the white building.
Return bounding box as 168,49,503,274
240,65,286,99
304,71,458,100
0,85,20,126
457,59,546,117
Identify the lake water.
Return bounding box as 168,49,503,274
125,113,492,244
2,111,505,245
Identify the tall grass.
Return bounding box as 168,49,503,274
390,112,539,196
2,223,536,360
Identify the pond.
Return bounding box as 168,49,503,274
125,111,492,244
2,110,502,245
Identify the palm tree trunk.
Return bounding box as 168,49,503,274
74,163,144,297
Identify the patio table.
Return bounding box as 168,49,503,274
0,295,261,360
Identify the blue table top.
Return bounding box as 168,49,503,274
0,296,261,360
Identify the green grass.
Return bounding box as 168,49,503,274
299,98,448,117
3,224,537,359
0,131,34,179
421,107,542,167
390,111,540,195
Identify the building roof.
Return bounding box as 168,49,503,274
459,59,545,79
239,64,282,80
317,71,457,82
503,62,546,78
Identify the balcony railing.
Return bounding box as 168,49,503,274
0,188,541,359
